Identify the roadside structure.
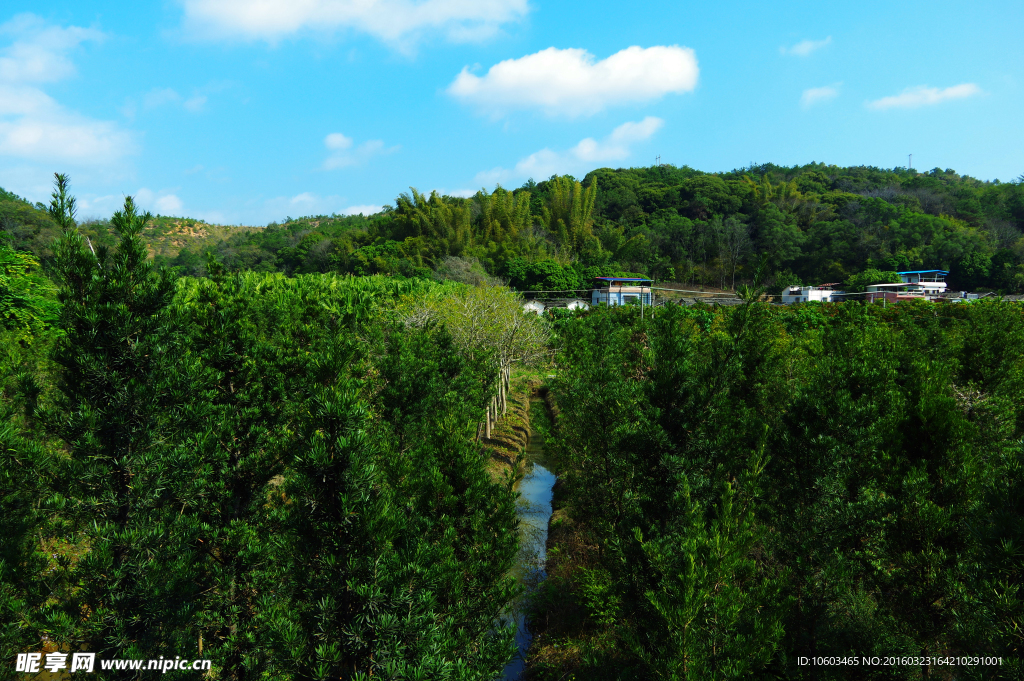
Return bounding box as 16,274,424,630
781,283,842,304
897,270,949,295
591,277,653,306
866,270,949,301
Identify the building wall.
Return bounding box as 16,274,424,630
592,288,653,306
782,287,838,304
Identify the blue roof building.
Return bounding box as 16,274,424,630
897,270,948,294
591,277,653,306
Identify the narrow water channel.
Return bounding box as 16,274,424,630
501,398,556,681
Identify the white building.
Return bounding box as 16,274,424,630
591,277,654,306
865,271,949,300
896,270,948,295
781,284,842,304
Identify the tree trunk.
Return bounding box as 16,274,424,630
500,367,508,416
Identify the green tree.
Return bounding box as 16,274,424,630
539,176,597,255
0,236,58,341
0,426,53,665
842,268,902,292
475,185,532,244
44,173,178,659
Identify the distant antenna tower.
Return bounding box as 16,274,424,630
656,155,661,166
908,153,912,170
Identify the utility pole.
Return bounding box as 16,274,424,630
655,155,661,166
908,153,912,170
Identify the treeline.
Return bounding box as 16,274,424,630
4,164,1024,293
1,178,543,679
531,299,1024,679
160,164,1024,293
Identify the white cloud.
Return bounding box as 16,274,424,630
867,83,982,110
183,95,207,112
262,191,347,220
0,116,133,163
449,45,698,118
0,84,55,116
781,36,831,57
144,87,181,109
341,204,385,215
323,134,398,169
324,132,353,150
180,0,528,46
155,194,184,213
801,83,840,108
0,14,134,166
133,188,186,215
75,192,124,218
0,14,105,82
139,87,208,113
476,117,663,185
289,192,318,206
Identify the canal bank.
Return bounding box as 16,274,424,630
499,391,558,681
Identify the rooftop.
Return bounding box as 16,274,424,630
867,282,924,288
898,270,949,275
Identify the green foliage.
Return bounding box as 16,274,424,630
843,268,903,292
537,299,1024,678
4,168,1024,680
7,161,1024,293
0,422,53,665
0,237,58,340
504,258,584,292
538,176,597,255
0,176,522,678
0,186,61,260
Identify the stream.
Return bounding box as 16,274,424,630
500,398,556,681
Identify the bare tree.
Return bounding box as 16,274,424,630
406,284,548,437
722,216,751,290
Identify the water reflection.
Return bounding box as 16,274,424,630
501,406,555,681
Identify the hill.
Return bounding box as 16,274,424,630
164,163,1024,293
0,186,261,262
4,162,1024,293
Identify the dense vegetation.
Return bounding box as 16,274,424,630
532,299,1024,679
1,177,540,679
6,163,1024,295
2,169,1023,679
146,164,1024,294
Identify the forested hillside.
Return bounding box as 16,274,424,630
5,163,1024,293
0,187,257,262
165,164,1024,293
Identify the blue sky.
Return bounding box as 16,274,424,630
1,0,1021,225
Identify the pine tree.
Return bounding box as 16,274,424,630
0,424,52,663
44,173,179,658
